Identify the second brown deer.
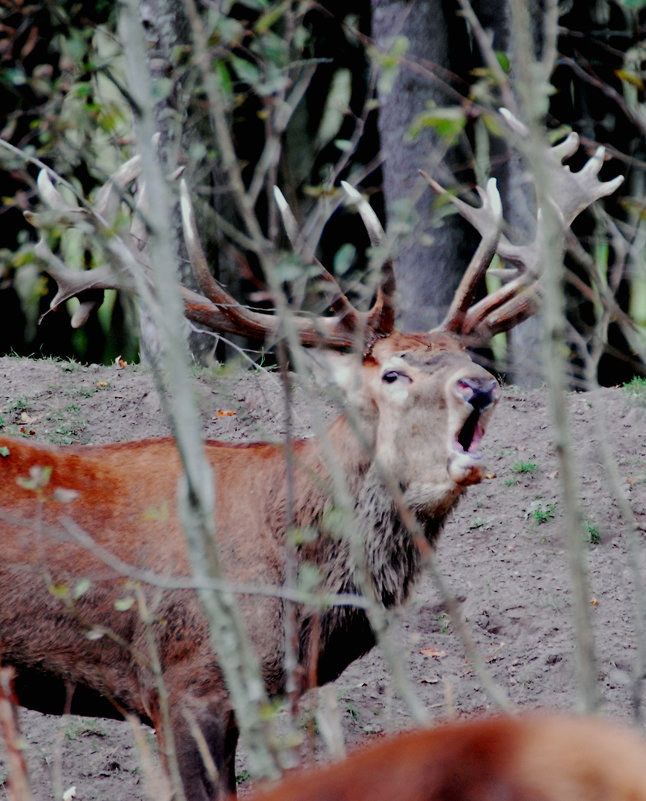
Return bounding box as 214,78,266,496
241,713,646,801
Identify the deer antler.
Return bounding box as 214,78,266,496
426,124,624,341
181,180,394,347
28,161,397,352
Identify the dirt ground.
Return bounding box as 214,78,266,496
1,353,646,800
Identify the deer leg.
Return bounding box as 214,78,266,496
170,700,240,801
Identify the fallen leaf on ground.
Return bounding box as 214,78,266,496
420,647,447,659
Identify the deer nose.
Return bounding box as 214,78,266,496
455,376,498,411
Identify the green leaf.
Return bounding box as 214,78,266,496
230,55,261,88
316,68,351,148
0,446,9,458
287,526,318,546
73,578,91,599
215,61,233,97
274,260,306,282
255,1,288,34
16,465,52,491
333,139,353,152
333,243,356,276
114,596,135,612
408,106,466,142
495,50,510,73
151,77,174,104
370,35,409,95
298,562,323,594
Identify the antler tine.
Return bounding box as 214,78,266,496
422,172,503,243
548,131,579,162
339,182,396,337
547,143,624,229
339,181,384,248
272,183,396,342
93,153,142,225
272,186,300,246
180,178,286,340
273,185,362,324
461,274,539,339
29,171,86,222
428,177,503,335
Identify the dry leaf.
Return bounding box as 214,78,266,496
420,647,447,659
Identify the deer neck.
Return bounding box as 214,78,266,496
292,415,415,688
293,412,437,607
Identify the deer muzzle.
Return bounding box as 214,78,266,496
448,374,499,486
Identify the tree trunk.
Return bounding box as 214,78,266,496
137,0,224,362
370,0,478,331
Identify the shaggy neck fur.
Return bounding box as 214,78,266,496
293,414,456,688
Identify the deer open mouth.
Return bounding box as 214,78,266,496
456,408,484,457
448,411,487,486
448,375,497,486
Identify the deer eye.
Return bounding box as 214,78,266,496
382,370,411,384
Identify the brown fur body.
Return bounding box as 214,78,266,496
245,714,646,801
0,334,498,799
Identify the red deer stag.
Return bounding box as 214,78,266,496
0,131,621,800
241,713,646,801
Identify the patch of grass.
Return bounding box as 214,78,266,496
513,460,538,474
337,692,361,724
586,523,601,545
8,398,28,413
44,407,87,445
436,613,451,633
623,376,646,404
527,500,556,525
468,517,493,531
65,720,107,740
49,427,75,445
58,358,82,372
345,699,360,723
